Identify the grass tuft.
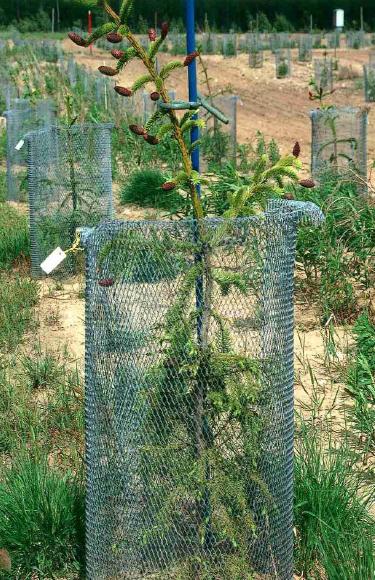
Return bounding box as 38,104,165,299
0,203,29,270
0,458,84,578
294,418,375,579
0,275,38,351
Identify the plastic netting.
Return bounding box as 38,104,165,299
4,99,56,202
26,123,114,278
275,49,291,79
310,106,368,185
363,65,375,102
313,58,334,92
81,199,324,580
298,34,312,62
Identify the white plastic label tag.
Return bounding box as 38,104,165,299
40,247,66,274
15,139,24,151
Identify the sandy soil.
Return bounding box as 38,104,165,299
62,39,375,174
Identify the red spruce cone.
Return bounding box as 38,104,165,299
143,134,160,145
308,90,314,100
107,32,123,43
150,91,160,101
0,549,11,572
129,124,147,136
283,192,295,200
148,28,157,42
98,66,117,77
162,182,176,191
299,178,316,188
184,51,199,66
111,49,125,60
68,32,87,47
115,86,133,97
292,141,301,158
161,22,169,40
98,278,114,288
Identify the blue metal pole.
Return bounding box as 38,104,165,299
186,0,200,184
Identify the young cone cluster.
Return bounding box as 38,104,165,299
107,32,123,43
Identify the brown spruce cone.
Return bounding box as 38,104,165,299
161,22,169,40
184,51,199,66
107,32,123,43
68,32,87,47
162,182,176,191
115,86,133,97
98,66,117,77
150,91,160,101
292,141,301,158
148,28,157,42
283,192,295,200
299,178,316,188
143,134,160,145
129,124,147,136
111,49,125,60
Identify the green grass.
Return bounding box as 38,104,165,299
0,458,84,579
120,168,184,212
346,312,375,461
294,418,375,579
0,204,30,269
0,275,38,351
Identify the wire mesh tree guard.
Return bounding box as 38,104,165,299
4,99,56,202
248,34,263,69
310,106,368,188
313,58,334,93
275,49,292,79
26,123,114,278
363,65,375,102
298,34,313,62
201,94,238,167
81,199,324,580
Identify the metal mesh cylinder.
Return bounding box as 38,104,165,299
248,34,263,68
298,34,313,62
222,34,237,57
313,58,334,92
310,106,368,185
275,49,292,79
364,65,375,102
4,99,56,202
82,201,324,580
26,123,114,278
201,33,215,54
327,32,340,49
201,94,238,166
369,49,375,68
346,31,365,49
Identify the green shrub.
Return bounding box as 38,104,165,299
0,459,84,577
120,168,184,212
0,275,38,351
294,419,375,579
0,204,29,269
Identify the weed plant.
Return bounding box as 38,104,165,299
294,417,375,579
0,275,38,351
0,204,29,269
